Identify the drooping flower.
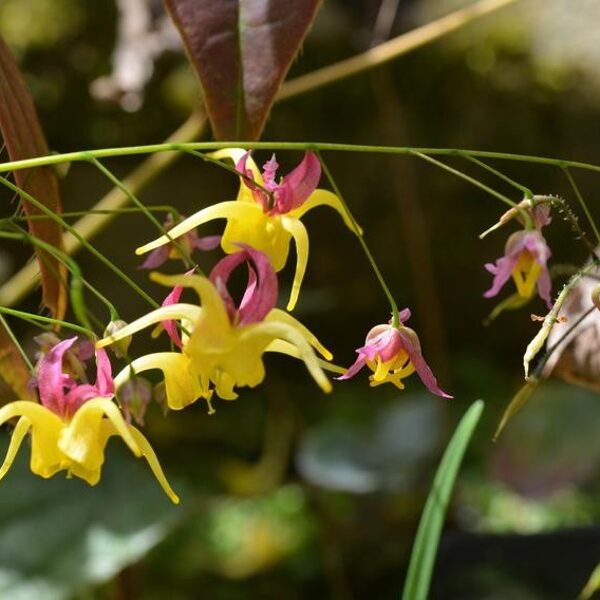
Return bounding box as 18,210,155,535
135,149,360,310
0,337,179,503
101,246,335,412
338,309,452,398
139,213,221,270
483,199,552,309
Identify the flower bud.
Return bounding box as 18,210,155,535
103,320,132,358
117,377,152,426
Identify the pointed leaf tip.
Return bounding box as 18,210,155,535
164,0,322,140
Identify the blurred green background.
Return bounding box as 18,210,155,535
2,0,600,598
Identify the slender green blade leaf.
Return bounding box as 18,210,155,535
164,0,322,140
402,400,484,600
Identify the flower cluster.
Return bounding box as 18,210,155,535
0,149,476,503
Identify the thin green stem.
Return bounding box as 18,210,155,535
316,150,400,327
413,152,532,226
88,156,193,268
0,306,94,337
0,175,158,309
0,313,34,372
563,167,600,245
0,228,119,324
523,259,600,378
1,206,181,223
184,148,276,204
461,153,533,199
0,142,600,175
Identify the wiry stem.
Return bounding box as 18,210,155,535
317,151,400,327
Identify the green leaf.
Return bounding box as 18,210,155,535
0,441,183,600
402,400,484,600
0,34,67,320
164,0,322,140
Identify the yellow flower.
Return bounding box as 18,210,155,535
135,149,359,311
0,337,179,503
0,398,179,503
101,248,336,412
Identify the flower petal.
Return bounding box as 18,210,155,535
150,273,231,342
96,303,202,349
60,397,141,462
266,309,333,360
116,352,205,410
396,327,452,398
277,151,321,212
139,245,170,270
136,202,260,256
37,337,77,414
128,426,180,504
210,245,279,325
336,352,367,381
289,189,362,235
193,234,222,251
242,321,332,393
266,339,346,374
280,216,309,311
0,416,32,481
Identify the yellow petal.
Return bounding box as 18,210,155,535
0,416,31,481
60,398,141,464
220,210,291,270
150,273,232,346
96,303,202,349
0,401,65,479
266,309,333,360
265,339,346,374
289,189,362,235
241,322,332,393
128,426,180,504
117,352,205,410
212,370,239,401
64,419,115,485
279,216,309,311
136,201,261,256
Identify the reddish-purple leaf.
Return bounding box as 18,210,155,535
164,0,321,140
0,35,68,321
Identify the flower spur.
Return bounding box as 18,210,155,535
135,149,360,311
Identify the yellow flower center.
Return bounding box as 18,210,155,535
366,350,416,389
511,250,542,298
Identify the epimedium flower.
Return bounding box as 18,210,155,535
134,149,360,311
483,199,553,310
338,309,452,398
139,213,221,269
0,337,179,503
101,246,336,413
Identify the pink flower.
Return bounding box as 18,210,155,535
159,246,278,350
36,337,114,419
140,214,221,269
209,244,278,325
483,201,552,308
338,309,452,398
237,151,322,215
